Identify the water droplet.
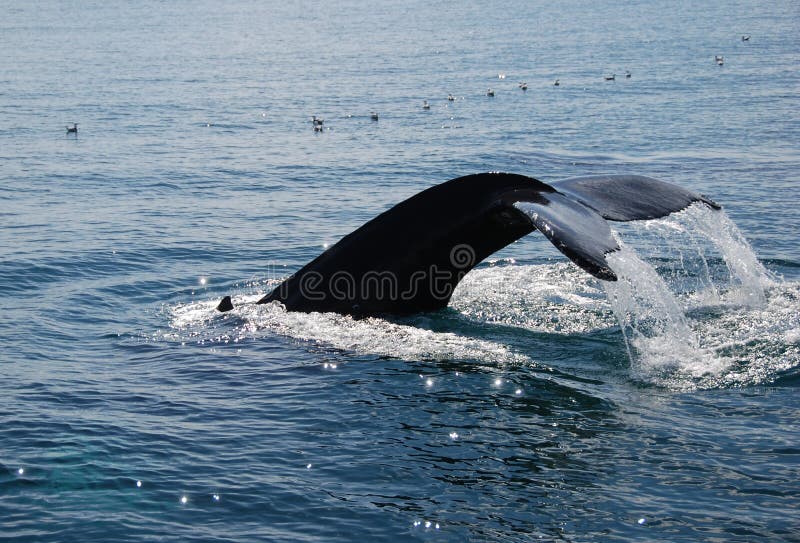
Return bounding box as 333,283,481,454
638,518,646,525
17,468,24,475
136,480,142,488
425,378,433,387
425,521,431,528
306,463,312,469
180,495,188,504
449,432,459,440
494,378,503,386
212,494,220,502
515,388,523,395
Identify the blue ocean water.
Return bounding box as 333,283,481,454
2,0,799,541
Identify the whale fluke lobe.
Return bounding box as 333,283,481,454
217,173,717,316
552,174,719,221
513,193,619,280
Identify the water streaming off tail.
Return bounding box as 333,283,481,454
603,203,781,385
603,245,728,380
626,204,775,307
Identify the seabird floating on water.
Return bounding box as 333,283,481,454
422,100,430,109
486,88,495,97
370,111,379,121
604,74,616,81
518,82,528,90
554,79,560,86
66,123,78,134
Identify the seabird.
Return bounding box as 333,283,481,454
65,123,78,134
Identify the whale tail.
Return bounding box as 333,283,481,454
219,173,718,316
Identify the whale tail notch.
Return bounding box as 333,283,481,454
216,173,718,315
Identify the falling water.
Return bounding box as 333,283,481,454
661,204,775,305
602,204,774,379
628,204,775,306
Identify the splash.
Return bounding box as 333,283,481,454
603,245,727,379
603,203,787,388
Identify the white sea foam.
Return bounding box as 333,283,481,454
169,292,531,366
450,262,615,334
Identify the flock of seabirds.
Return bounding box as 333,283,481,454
65,35,751,136
308,70,633,132
308,34,750,132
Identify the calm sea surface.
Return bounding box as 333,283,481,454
2,1,799,541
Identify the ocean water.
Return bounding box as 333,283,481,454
2,0,799,541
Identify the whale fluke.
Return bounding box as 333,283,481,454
218,173,718,316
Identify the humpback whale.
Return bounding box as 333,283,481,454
217,173,719,317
